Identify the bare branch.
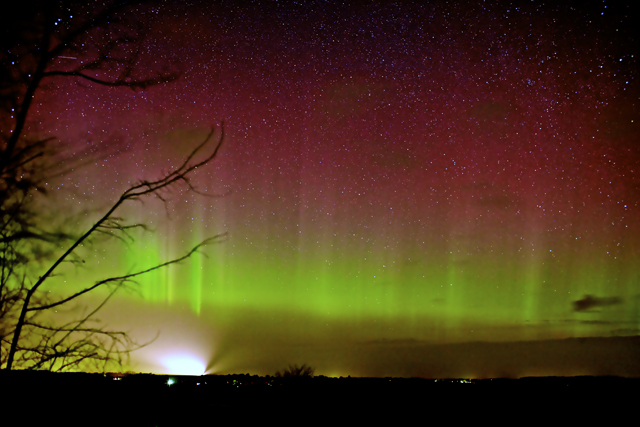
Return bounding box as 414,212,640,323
42,70,179,90
28,232,227,312
6,123,227,369
2,1,229,372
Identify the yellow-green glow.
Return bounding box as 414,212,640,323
191,248,203,316
122,238,636,341
132,234,166,303
6,0,636,380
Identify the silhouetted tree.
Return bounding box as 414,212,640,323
1,0,226,371
275,364,315,378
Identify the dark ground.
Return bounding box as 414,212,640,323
2,370,637,425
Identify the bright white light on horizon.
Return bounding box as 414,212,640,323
161,355,206,376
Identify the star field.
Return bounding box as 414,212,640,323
24,0,639,376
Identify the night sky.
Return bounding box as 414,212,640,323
24,0,640,377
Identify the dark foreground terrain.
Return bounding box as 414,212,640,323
3,370,638,424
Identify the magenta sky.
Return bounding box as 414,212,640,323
22,0,640,377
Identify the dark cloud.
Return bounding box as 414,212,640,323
579,320,614,325
364,338,421,346
610,328,640,337
573,295,622,312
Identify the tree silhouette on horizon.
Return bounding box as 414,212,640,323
275,363,315,378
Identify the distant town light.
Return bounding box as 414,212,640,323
161,355,206,376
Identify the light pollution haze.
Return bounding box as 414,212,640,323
26,0,640,377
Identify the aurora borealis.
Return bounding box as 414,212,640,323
20,0,639,377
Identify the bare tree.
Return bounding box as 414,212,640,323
1,1,226,371
275,364,315,378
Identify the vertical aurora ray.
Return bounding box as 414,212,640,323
124,233,165,304
165,226,174,305
190,242,203,316
29,0,639,376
